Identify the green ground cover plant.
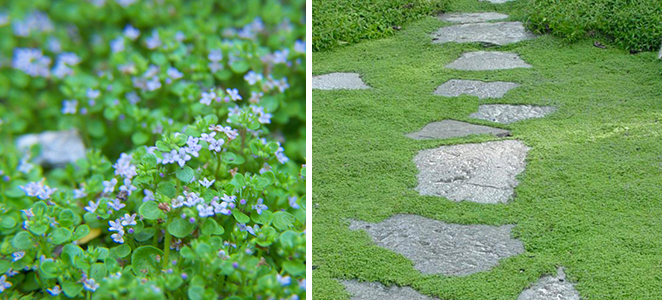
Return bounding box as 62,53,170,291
312,0,450,52
0,0,306,299
526,0,662,52
312,0,662,299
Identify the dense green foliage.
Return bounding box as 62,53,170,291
526,0,662,52
313,0,450,51
0,0,306,299
312,0,662,299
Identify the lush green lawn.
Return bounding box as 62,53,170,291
312,0,662,299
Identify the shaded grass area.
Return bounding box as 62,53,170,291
312,0,450,52
312,0,662,299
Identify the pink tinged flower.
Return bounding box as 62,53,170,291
85,200,99,213
102,178,118,194
197,204,214,218
61,100,77,114
0,275,12,293
226,88,242,101
83,278,100,291
198,177,215,188
219,126,239,140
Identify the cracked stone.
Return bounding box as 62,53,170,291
434,79,519,99
312,73,371,90
350,215,524,276
16,129,86,167
432,22,536,46
438,12,509,24
518,267,581,300
341,280,439,300
414,140,529,203
446,51,532,71
406,120,510,140
470,104,556,124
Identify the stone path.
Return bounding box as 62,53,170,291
439,12,509,24
406,120,510,140
413,140,529,204
312,72,371,90
350,215,525,275
445,51,532,70
470,104,556,124
315,3,577,299
432,22,536,46
434,79,519,99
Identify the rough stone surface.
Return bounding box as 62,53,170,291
16,129,86,167
470,104,556,124
406,120,510,140
438,12,509,24
434,79,519,99
350,215,524,276
518,268,581,300
341,280,439,300
432,22,536,46
414,140,529,203
312,73,371,90
445,51,532,71
480,0,514,3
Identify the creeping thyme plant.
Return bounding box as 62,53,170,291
0,0,306,299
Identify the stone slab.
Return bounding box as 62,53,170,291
341,280,439,300
406,120,510,140
414,140,529,203
312,73,371,90
432,22,536,46
350,215,524,276
518,268,581,300
439,12,509,24
16,129,86,167
446,51,532,70
470,104,556,124
434,79,519,99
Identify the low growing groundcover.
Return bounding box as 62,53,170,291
0,0,306,299
312,0,662,299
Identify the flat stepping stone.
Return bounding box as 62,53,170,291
446,51,532,70
350,215,524,276
312,73,371,90
406,120,510,140
518,268,581,300
341,280,439,300
16,129,86,167
414,140,529,203
439,12,509,24
470,104,556,124
434,79,519,99
432,22,536,46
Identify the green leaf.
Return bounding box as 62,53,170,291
40,260,58,279
49,228,72,245
134,227,156,242
131,246,163,277
132,132,150,145
58,209,75,227
180,246,196,259
156,141,170,152
272,211,295,231
141,153,157,168
90,263,107,282
283,261,305,276
251,209,273,225
0,260,10,274
113,244,131,258
61,244,83,264
0,216,16,229
139,201,164,220
176,166,195,183
188,286,205,300
12,231,33,250
29,224,48,235
201,219,218,236
72,225,90,241
157,181,176,198
232,210,250,224
230,60,249,73
167,218,195,238
62,281,83,297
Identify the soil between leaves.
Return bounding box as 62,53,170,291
312,0,662,299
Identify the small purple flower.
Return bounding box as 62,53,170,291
143,189,155,202
61,100,78,114
167,67,183,80
103,178,118,194
11,251,25,262
83,278,100,291
120,213,137,226
200,132,217,143
198,177,215,188
0,275,12,293
85,200,100,213
123,24,140,40
108,219,124,233
145,30,162,49
47,285,62,295
226,88,242,101
289,196,300,209
197,204,214,218
172,196,185,208
108,198,126,211
252,198,268,215
243,71,263,85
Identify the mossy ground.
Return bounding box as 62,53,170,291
312,0,662,299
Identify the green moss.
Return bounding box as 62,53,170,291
312,0,662,299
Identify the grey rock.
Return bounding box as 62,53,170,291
439,12,509,24
480,0,514,3
350,214,524,275
312,73,371,90
16,129,86,167
434,79,519,99
341,280,439,300
470,104,556,124
414,140,529,203
518,268,581,300
446,51,532,70
406,120,510,140
432,22,536,46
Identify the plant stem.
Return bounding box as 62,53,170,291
163,218,172,268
